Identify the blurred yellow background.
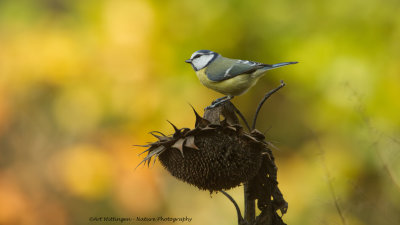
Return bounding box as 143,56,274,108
0,0,399,224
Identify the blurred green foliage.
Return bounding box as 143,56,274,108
0,0,399,224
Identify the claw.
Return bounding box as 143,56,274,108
206,96,234,109
205,104,216,110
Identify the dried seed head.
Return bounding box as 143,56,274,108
137,109,269,192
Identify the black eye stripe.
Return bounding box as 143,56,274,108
192,54,202,59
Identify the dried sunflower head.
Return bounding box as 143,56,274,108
137,107,270,192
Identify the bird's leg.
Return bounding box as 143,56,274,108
216,95,234,105
206,96,234,109
212,96,230,105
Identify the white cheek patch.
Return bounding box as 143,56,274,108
192,54,214,70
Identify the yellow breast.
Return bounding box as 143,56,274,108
195,69,260,96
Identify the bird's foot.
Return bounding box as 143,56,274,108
211,96,230,105
205,96,234,110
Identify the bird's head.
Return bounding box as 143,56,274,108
185,50,219,71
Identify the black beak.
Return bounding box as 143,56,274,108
185,59,192,63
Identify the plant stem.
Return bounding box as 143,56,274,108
244,183,255,224
252,81,286,130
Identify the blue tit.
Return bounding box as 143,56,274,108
185,50,298,108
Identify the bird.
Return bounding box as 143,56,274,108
185,50,298,108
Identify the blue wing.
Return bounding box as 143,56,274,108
205,57,269,82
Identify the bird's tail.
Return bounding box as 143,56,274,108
253,61,298,78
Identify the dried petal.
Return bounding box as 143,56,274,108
150,131,170,141
220,119,228,126
190,104,210,128
180,128,190,135
232,124,243,131
136,146,166,168
250,129,265,140
201,125,217,131
171,138,186,157
261,151,272,161
138,148,151,156
167,120,180,134
267,141,279,151
226,126,237,132
133,144,151,147
150,131,166,136
184,136,199,150
184,127,201,137
242,133,259,143
209,124,221,128
151,153,160,168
